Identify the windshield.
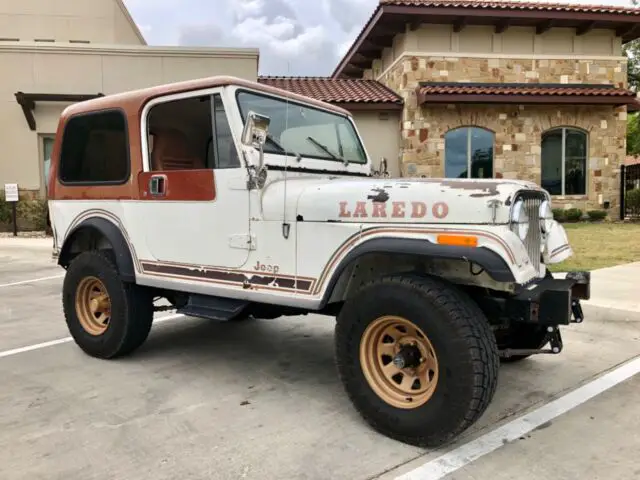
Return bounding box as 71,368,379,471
236,90,368,164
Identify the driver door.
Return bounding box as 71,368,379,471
132,90,251,270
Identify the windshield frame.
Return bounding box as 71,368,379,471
234,88,369,166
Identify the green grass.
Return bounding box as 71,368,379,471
548,222,640,272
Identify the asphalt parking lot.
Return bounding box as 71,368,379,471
1,238,640,480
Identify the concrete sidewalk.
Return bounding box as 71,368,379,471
555,262,640,313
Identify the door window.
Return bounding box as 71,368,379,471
146,93,240,171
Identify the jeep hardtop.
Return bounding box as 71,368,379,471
48,75,589,448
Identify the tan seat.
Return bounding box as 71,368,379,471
150,128,205,171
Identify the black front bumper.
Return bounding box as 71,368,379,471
506,271,590,327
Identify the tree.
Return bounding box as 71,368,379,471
624,0,640,155
624,0,640,91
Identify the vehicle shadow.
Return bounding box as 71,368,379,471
130,314,342,393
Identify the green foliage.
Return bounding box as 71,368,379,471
564,208,583,223
626,188,640,216
0,192,48,231
624,0,640,92
17,199,48,230
0,197,11,224
552,208,567,223
627,113,640,156
587,210,608,221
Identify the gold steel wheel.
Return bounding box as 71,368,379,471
359,315,439,409
75,276,112,336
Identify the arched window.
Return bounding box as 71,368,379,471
541,127,588,196
444,127,494,179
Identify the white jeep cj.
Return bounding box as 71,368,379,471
47,76,589,448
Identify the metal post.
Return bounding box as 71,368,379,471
11,202,17,236
620,164,626,221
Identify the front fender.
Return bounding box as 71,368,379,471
543,220,573,264
319,237,515,308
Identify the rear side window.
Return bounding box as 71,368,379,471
59,110,129,184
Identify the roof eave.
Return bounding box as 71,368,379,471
332,3,640,79
417,93,637,106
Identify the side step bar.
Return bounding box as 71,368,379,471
176,294,248,321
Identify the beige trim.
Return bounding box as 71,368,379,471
376,51,627,82
114,0,147,45
0,41,259,59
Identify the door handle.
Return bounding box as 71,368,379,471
149,174,167,196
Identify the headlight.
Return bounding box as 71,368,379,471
510,199,529,241
539,200,554,233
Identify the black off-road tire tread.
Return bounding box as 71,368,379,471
335,273,499,448
62,250,154,359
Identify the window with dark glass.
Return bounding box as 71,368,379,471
59,110,129,184
541,127,587,196
444,127,494,179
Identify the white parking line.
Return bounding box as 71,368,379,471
394,354,640,480
0,313,185,359
0,274,65,288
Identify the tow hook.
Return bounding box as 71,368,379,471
499,326,564,359
571,299,584,324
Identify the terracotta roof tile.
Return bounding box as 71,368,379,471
379,0,640,15
257,77,403,105
417,84,638,97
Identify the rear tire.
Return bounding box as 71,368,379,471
335,274,499,448
62,250,154,359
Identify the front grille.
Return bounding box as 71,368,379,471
511,192,544,274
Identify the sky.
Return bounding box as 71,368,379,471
123,0,637,77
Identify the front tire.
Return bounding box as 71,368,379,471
335,274,499,448
62,250,154,359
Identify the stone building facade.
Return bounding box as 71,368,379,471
327,0,640,216
379,55,628,211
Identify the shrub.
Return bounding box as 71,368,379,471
587,210,608,222
0,197,11,224
626,188,640,217
552,208,567,223
17,199,48,231
0,194,48,232
564,208,583,223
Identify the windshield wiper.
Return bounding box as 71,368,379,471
306,136,345,163
266,134,302,162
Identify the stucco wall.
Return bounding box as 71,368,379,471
0,43,259,193
0,0,145,45
351,110,402,177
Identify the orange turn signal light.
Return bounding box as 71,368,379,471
437,234,478,248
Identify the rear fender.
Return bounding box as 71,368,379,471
58,217,136,282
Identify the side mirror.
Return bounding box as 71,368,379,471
241,111,271,189
241,111,270,156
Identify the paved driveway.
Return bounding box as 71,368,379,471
1,237,639,480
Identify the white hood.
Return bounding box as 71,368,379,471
260,175,547,225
